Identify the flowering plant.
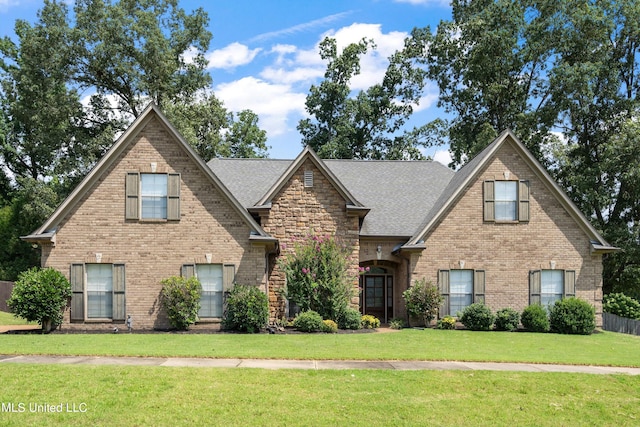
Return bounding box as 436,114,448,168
279,232,356,321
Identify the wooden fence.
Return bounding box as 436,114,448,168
0,281,14,312
602,312,640,336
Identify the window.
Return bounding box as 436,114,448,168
449,270,473,315
541,270,563,308
87,264,113,318
494,181,517,221
141,174,167,219
438,269,485,316
197,264,223,318
484,180,529,222
69,264,126,321
182,263,236,319
125,172,180,220
529,269,576,307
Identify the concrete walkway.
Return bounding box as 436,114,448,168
1,354,639,375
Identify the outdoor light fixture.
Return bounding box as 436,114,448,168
376,245,382,260
205,253,212,263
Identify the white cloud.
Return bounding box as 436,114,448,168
433,149,452,166
248,11,354,43
260,66,324,85
207,42,262,70
215,77,307,137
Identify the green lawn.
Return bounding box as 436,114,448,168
0,310,34,326
0,364,638,426
1,329,639,367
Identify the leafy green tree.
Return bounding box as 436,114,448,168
73,0,212,118
163,95,268,161
0,1,115,185
426,0,640,296
298,30,431,160
7,267,72,333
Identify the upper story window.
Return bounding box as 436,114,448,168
484,180,529,223
125,172,181,221
141,174,168,219
494,181,517,221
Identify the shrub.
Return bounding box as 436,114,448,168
321,319,338,333
402,278,444,327
361,314,380,329
292,310,324,332
494,308,521,331
279,233,356,321
460,303,495,331
159,276,202,330
521,304,550,332
337,307,362,330
223,284,269,333
436,315,456,330
7,267,71,333
549,297,596,335
603,293,640,320
389,317,406,330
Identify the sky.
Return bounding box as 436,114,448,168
0,0,454,164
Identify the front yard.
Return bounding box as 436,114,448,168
1,330,639,425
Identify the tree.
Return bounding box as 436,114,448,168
426,0,640,297
7,267,72,332
0,1,115,186
163,95,269,161
298,30,431,160
73,0,212,118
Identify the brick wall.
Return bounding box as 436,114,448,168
42,116,266,330
412,141,603,325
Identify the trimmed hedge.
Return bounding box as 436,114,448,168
549,297,595,335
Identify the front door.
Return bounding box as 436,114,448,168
362,273,393,323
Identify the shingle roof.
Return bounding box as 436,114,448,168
207,156,455,237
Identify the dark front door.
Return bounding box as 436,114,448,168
363,275,391,322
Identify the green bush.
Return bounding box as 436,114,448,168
389,317,406,329
361,314,380,329
292,310,324,332
223,284,269,333
337,307,362,330
603,293,640,320
549,297,596,335
7,267,71,333
521,304,550,332
402,278,444,327
159,276,202,330
279,233,356,321
436,315,456,330
321,319,338,333
494,308,521,331
460,303,495,331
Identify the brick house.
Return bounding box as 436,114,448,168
23,105,616,330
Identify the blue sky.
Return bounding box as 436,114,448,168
0,0,453,163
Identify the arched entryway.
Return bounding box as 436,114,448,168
359,262,396,323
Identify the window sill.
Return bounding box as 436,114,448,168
138,218,168,223
196,318,222,324
84,318,114,323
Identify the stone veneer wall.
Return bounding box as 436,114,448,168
41,116,266,330
260,159,360,320
411,141,603,325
